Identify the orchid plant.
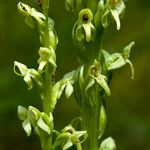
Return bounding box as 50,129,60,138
14,0,135,150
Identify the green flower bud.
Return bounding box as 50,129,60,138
49,29,58,49
39,18,58,49
39,47,51,61
94,0,105,27
38,47,53,71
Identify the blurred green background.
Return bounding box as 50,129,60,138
0,0,150,149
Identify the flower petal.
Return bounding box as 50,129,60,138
111,9,120,30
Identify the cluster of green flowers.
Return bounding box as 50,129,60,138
15,1,87,150
14,0,135,150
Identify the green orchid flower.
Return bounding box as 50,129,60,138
18,106,54,136
89,60,111,96
73,8,96,42
102,42,135,79
14,61,43,90
102,0,125,30
17,2,46,28
53,125,87,150
38,47,56,72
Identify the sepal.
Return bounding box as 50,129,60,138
85,78,95,95
65,81,74,99
102,50,126,70
22,118,32,136
122,42,135,79
37,113,53,135
24,16,35,28
18,105,28,121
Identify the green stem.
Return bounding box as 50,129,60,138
42,0,50,19
40,1,53,149
41,0,54,114
43,64,53,114
77,31,104,150
81,93,101,150
40,134,53,150
76,143,82,150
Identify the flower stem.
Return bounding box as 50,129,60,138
40,0,54,114
81,85,101,150
78,32,104,150
40,134,53,150
40,1,53,149
76,143,82,150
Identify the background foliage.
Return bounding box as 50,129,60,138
0,0,150,149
